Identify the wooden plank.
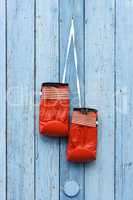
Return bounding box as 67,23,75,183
115,1,133,199
59,1,85,199
6,0,34,199
35,0,59,199
85,1,115,200
0,0,6,199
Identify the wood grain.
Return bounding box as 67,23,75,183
85,1,115,199
6,0,35,199
35,0,59,199
0,0,6,199
115,1,133,199
0,1,133,199
59,0,85,199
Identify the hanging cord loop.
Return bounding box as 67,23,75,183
62,18,81,108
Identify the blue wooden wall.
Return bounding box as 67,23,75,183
0,0,133,199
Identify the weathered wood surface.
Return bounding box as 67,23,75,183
0,0,132,199
0,0,6,199
59,0,85,199
35,0,59,200
115,1,133,199
85,1,115,200
7,0,35,199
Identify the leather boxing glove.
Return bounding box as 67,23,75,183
39,83,70,137
67,108,98,162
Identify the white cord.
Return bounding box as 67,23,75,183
62,18,81,107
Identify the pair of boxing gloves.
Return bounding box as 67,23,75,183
39,82,98,163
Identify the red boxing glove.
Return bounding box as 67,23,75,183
39,83,70,137
67,108,98,162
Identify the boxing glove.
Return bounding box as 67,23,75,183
39,83,70,137
67,108,98,162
